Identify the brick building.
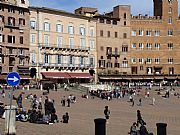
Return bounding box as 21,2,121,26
130,0,180,81
0,0,30,82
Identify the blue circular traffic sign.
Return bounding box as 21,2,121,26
6,72,21,86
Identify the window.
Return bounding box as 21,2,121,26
69,37,74,48
8,17,15,26
168,43,173,49
168,18,172,24
56,24,63,33
147,58,152,64
68,25,74,35
31,34,36,44
90,27,94,37
132,43,136,48
31,53,36,65
169,67,174,74
21,0,25,4
9,67,13,72
44,54,50,64
140,66,144,71
146,30,152,36
115,32,118,38
0,34,5,42
19,59,24,66
80,57,84,65
139,58,144,64
168,0,172,4
155,30,160,36
80,38,85,49
19,49,24,55
124,21,126,26
8,35,15,43
44,35,49,46
8,8,15,13
100,30,103,37
138,30,143,36
168,29,173,36
19,9,24,15
89,57,94,66
146,43,152,49
139,43,144,49
168,58,173,64
131,30,136,36
30,21,36,29
90,39,94,49
0,6,4,11
79,26,85,36
56,55,62,65
107,31,110,37
69,56,75,65
122,46,128,52
20,36,23,44
57,36,62,48
123,33,127,38
115,48,118,55
19,18,25,26
131,58,136,64
0,15,4,22
155,58,160,64
44,22,50,31
122,61,128,67
155,43,160,49
124,13,127,19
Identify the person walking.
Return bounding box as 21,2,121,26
132,98,135,107
104,106,110,123
137,110,145,127
152,97,155,105
138,98,142,106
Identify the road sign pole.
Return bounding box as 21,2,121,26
7,86,14,135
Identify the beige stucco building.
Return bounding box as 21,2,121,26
29,7,97,83
0,0,30,81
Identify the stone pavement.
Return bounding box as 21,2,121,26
0,86,180,135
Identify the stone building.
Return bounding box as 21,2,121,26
76,6,131,82
0,0,30,81
29,7,97,83
130,0,180,81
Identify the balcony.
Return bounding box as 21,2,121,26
4,23,19,29
39,44,90,52
106,51,120,57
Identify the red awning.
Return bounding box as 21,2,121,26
68,73,92,79
41,72,71,79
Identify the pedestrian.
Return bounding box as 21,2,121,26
47,87,50,94
104,106,110,123
137,110,146,127
138,98,142,106
17,94,23,108
129,122,137,135
67,98,71,107
61,96,66,106
62,112,69,123
132,98,135,107
1,90,5,98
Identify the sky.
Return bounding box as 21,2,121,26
29,0,180,16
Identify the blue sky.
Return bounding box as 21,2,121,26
29,0,179,16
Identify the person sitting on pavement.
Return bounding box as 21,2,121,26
129,122,138,135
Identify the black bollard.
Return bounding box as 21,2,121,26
94,118,106,135
156,123,167,135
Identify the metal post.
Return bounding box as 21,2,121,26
94,118,106,135
7,86,14,135
156,123,167,135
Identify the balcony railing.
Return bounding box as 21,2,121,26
4,23,19,29
39,44,90,52
31,63,95,69
106,51,120,57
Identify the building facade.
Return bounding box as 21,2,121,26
0,0,30,81
130,0,180,81
29,7,97,83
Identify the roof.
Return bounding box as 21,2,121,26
29,6,91,20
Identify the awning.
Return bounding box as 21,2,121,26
99,77,123,80
68,73,92,79
41,72,71,79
